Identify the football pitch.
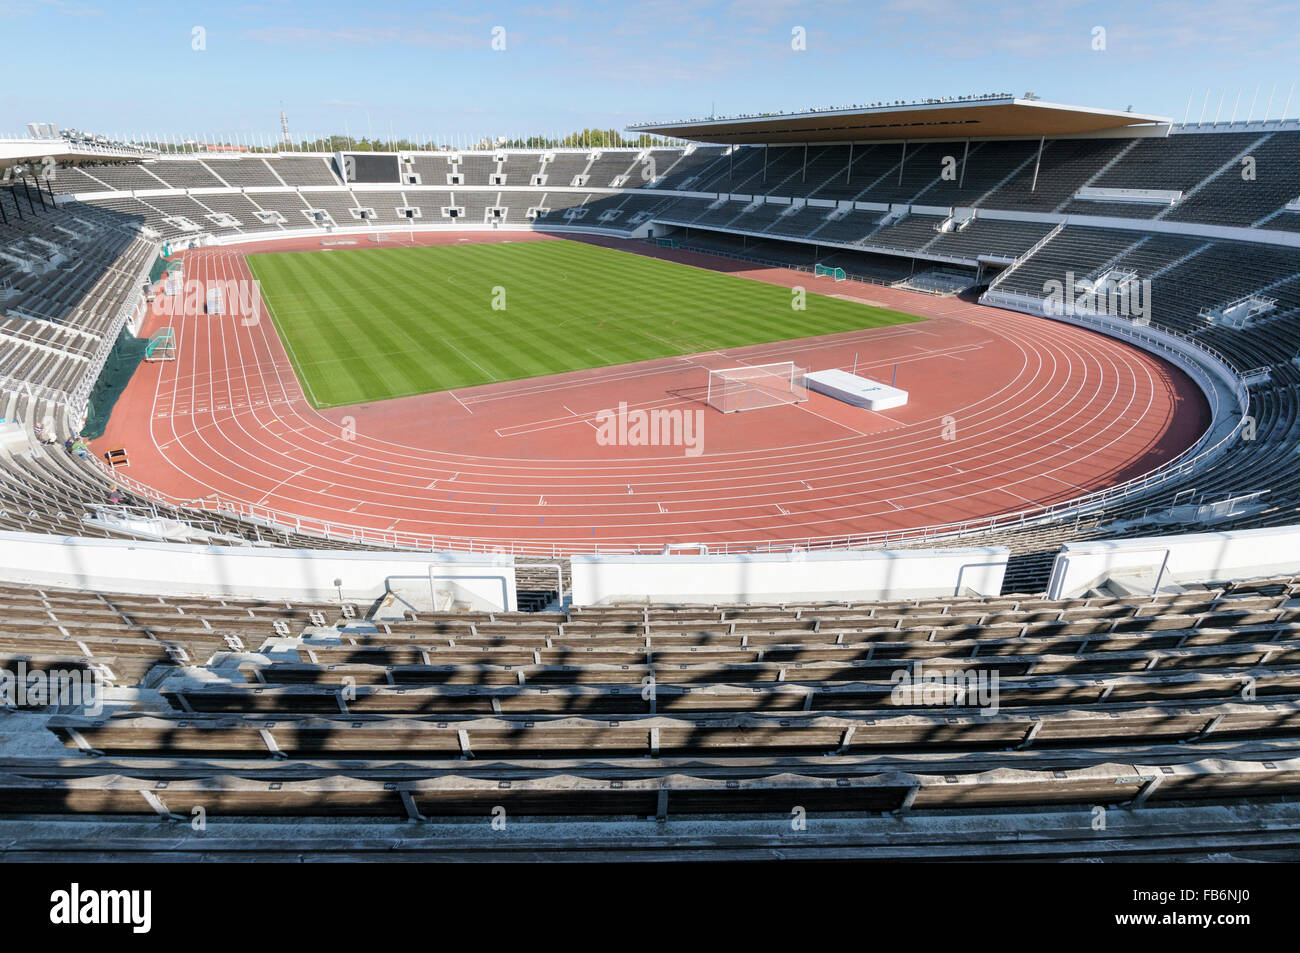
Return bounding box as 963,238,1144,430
245,238,925,408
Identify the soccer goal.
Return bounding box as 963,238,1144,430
814,263,847,281
144,327,177,362
706,362,809,413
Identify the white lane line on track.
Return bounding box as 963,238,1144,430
137,245,1177,545
790,401,874,437
497,394,697,438
448,390,474,415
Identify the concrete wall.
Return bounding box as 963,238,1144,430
569,547,1009,606
0,531,516,610
1047,524,1300,598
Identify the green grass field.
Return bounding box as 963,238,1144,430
245,239,924,408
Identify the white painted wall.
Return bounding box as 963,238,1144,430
1047,524,1300,598
0,531,516,610
569,547,1009,606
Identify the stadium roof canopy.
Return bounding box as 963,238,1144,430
628,96,1173,144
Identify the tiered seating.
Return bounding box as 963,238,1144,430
270,156,341,187
923,140,1041,208
724,146,818,196
994,227,1144,297
499,151,544,184
0,582,345,678
45,166,116,194
1169,133,1300,227
787,145,859,197
197,193,281,231
3,580,1297,858
29,132,1300,248
974,138,1132,212
200,158,283,188
582,150,642,187
659,229,939,286
809,144,900,201
407,154,451,183
141,194,220,230
651,146,728,191
928,218,1055,259
995,227,1300,341
141,159,228,190
247,191,315,228
302,190,362,225
628,148,681,187
538,152,589,185
456,154,497,186
821,209,892,244
864,214,949,252
762,203,838,240
49,162,168,192
1146,242,1300,335
1060,133,1260,218
75,186,668,239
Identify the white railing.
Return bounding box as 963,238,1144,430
985,221,1063,293
65,237,155,432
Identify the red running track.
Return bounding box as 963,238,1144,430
95,231,1211,553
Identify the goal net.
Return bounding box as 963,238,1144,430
706,362,808,413
144,327,177,362
814,263,846,281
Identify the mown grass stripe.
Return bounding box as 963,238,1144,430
246,238,923,409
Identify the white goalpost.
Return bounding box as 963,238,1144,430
706,361,809,413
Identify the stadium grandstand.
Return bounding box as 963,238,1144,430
4,90,1300,868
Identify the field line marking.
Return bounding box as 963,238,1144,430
444,338,498,383
246,260,324,409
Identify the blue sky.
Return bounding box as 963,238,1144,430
1,0,1297,141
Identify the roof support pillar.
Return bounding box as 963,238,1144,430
846,142,854,185
802,143,808,182
959,139,970,188
1030,136,1045,192
898,141,907,186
